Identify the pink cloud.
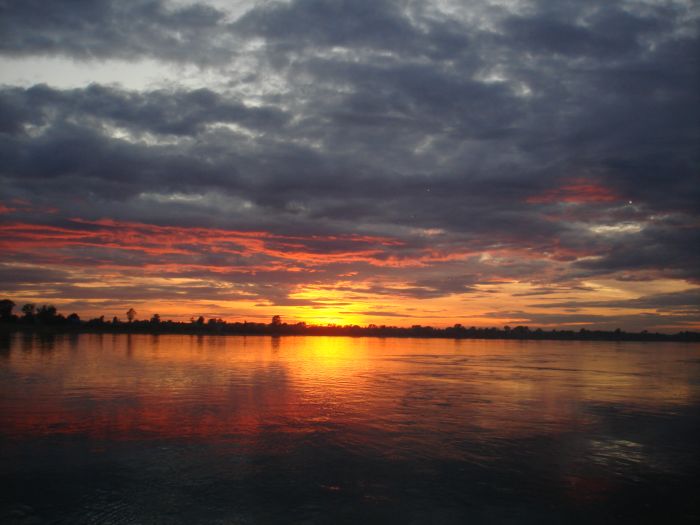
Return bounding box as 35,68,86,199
527,178,619,204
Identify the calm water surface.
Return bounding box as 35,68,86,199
1,333,698,524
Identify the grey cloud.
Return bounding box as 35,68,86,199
0,0,235,64
339,273,482,300
532,289,700,313
235,0,416,51
0,265,73,289
513,285,596,297
480,310,700,331
0,84,288,137
572,222,700,283
42,284,255,303
502,5,666,59
407,275,480,297
345,311,418,318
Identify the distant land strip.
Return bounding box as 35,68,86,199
1,301,698,343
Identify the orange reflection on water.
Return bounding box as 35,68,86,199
1,334,699,459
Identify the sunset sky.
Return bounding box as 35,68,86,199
0,0,698,331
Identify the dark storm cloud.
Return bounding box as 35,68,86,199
0,0,234,63
234,0,477,64
531,289,700,313
44,284,256,303
572,221,700,283
0,0,698,324
480,310,700,331
0,264,72,289
359,273,484,300
235,0,416,50
502,3,667,59
0,84,288,137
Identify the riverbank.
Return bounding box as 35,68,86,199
2,322,698,343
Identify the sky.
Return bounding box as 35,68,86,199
0,0,698,331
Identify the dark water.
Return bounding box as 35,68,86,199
1,334,698,524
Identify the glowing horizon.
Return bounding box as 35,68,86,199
1,212,697,332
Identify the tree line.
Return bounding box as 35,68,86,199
1,299,698,342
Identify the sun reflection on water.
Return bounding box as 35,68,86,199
1,335,698,447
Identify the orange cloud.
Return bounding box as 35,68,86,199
0,218,446,270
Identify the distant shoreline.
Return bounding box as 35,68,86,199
2,323,698,343
2,301,699,343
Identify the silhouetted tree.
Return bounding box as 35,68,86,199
86,315,105,327
150,313,161,324
22,303,36,320
36,305,58,323
127,308,136,323
512,326,530,338
67,313,81,324
0,299,15,320
271,315,282,326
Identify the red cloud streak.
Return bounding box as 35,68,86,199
0,218,443,270
527,179,618,204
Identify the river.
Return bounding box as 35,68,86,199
1,333,698,523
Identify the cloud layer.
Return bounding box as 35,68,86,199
1,0,698,329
